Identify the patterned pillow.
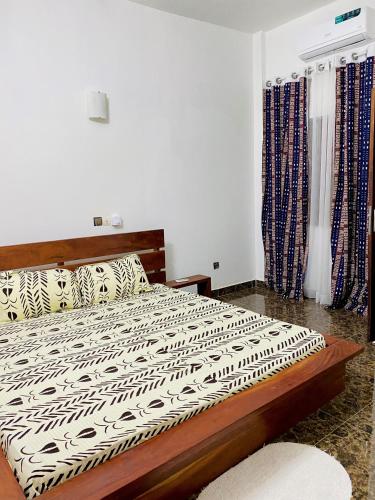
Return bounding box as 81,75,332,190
75,253,153,306
0,269,82,323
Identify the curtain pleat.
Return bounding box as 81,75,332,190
331,57,374,315
304,67,335,305
262,78,309,301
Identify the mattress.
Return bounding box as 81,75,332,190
0,284,325,498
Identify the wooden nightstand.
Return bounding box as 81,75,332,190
165,274,212,298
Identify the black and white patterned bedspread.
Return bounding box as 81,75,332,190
0,284,325,498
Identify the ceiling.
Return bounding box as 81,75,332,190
129,0,332,33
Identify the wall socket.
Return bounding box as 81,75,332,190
93,217,103,226
93,216,112,227
213,262,220,270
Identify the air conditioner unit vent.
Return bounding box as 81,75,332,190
298,7,375,62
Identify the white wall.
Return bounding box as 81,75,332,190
251,0,375,281
1,0,254,290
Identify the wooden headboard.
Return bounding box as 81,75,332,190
0,229,166,284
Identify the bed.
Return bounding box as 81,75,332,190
0,230,363,499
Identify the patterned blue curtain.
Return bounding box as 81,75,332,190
262,78,309,301
331,57,374,315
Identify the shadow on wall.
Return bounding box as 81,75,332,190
164,242,175,281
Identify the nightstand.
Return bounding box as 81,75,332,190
165,274,212,298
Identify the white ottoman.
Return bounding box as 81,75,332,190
198,443,352,500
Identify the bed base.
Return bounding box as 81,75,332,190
0,231,363,498
1,334,362,500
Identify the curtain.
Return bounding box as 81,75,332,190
262,78,309,301
304,65,335,305
331,56,374,315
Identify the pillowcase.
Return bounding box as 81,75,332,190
75,253,153,306
0,269,82,323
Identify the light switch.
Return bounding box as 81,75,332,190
93,215,123,227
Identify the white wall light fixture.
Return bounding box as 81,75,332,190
86,90,108,121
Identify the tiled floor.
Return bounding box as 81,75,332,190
220,285,373,500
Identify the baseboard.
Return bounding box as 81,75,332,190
254,280,266,288
212,280,255,298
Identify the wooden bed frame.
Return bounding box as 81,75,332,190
0,230,363,500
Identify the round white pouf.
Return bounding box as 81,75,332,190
198,443,352,500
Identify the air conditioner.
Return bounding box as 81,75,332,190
298,7,375,62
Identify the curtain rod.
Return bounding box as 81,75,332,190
265,44,374,88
